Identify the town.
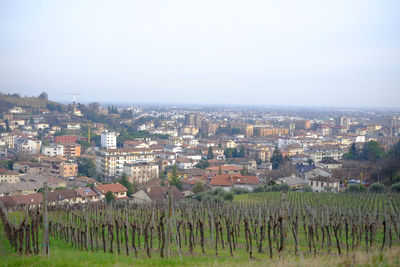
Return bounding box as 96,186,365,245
1,92,400,208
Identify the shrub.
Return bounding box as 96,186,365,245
391,182,400,193
369,183,385,193
277,183,290,192
346,184,366,193
302,185,313,192
231,187,250,195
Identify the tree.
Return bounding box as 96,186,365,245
169,164,182,190
77,157,96,177
77,140,90,150
240,165,249,175
238,145,245,158
360,141,385,161
224,192,234,201
207,146,214,160
192,182,205,194
119,173,135,196
195,160,210,169
343,143,358,160
270,146,283,169
105,191,115,204
38,92,48,100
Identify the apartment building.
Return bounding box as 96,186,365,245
96,148,155,177
123,163,159,183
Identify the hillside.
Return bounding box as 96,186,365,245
0,93,63,113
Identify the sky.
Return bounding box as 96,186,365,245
0,0,399,107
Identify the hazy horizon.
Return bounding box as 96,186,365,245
1,0,399,108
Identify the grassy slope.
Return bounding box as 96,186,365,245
1,220,399,267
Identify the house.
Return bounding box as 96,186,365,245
132,185,185,203
296,164,332,180
15,138,41,154
318,157,342,170
41,157,78,178
276,176,308,190
42,145,64,157
0,193,43,209
182,190,195,197
0,169,20,183
94,183,128,200
206,165,243,175
131,189,152,203
210,174,259,191
309,177,340,192
74,188,100,203
181,176,207,190
303,167,332,180
176,158,197,170
13,162,44,175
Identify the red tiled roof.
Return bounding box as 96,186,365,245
210,174,259,186
74,188,98,198
146,186,185,201
94,183,128,194
210,174,233,186
206,165,242,172
0,193,43,207
0,169,19,175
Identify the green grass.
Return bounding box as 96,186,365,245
1,219,400,267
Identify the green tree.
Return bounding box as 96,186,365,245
38,92,48,100
192,182,205,194
105,191,115,204
169,164,182,190
240,165,249,175
238,145,245,158
77,157,96,177
119,173,135,196
77,140,90,150
343,143,358,160
195,160,210,169
207,146,214,160
360,141,385,161
270,146,283,169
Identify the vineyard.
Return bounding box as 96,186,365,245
1,192,400,266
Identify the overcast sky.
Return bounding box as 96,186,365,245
1,0,399,107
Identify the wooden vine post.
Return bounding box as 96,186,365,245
42,182,50,257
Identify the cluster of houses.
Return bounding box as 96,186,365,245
0,183,128,208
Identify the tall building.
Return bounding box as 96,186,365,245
185,113,202,128
101,130,117,149
336,117,351,129
289,123,296,135
96,148,155,178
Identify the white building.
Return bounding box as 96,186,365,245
42,145,64,157
15,138,41,154
123,163,159,183
309,177,340,192
101,130,117,149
